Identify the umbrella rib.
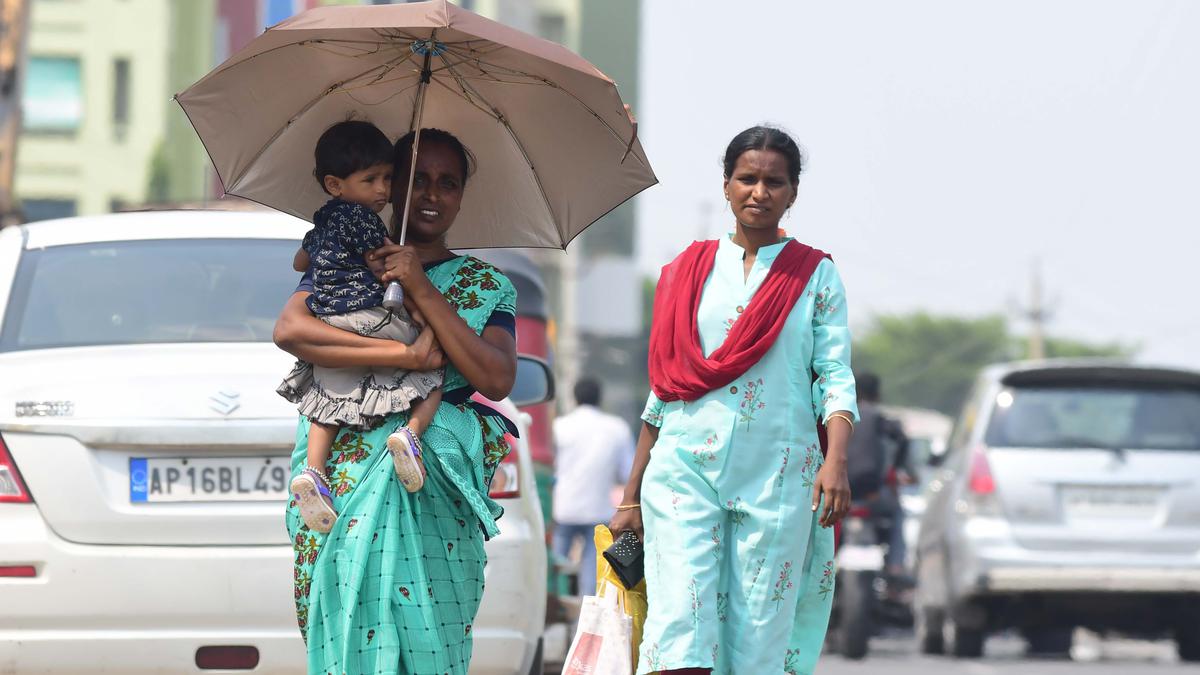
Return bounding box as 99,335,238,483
227,58,409,191
442,60,563,244
338,51,421,95
428,75,502,122
201,37,399,80
434,42,507,66
345,78,424,108
436,50,646,170
304,41,388,59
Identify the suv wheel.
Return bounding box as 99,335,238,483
949,623,985,658
1179,624,1200,663
1024,626,1073,657
916,606,945,655
948,601,987,659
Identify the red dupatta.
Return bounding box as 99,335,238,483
647,238,830,403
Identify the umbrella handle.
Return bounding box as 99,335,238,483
383,281,405,311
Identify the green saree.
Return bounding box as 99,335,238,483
286,256,516,674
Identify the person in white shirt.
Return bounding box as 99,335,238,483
552,377,636,596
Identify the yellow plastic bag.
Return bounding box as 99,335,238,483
594,525,647,672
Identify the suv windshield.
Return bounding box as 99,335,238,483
1,239,299,351
985,385,1200,451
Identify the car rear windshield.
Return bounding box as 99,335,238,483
0,239,299,351
985,385,1200,451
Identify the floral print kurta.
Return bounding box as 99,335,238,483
638,235,858,675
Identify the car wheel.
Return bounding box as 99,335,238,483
916,605,945,655
1178,625,1200,663
1024,626,1073,657
527,637,545,675
949,622,985,658
947,601,987,659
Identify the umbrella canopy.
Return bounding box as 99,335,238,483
176,0,656,250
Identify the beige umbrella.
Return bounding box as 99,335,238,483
175,0,656,252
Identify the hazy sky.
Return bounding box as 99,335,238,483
635,1,1200,368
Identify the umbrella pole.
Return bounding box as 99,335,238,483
383,46,433,311
396,98,427,247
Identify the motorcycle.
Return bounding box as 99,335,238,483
827,501,914,659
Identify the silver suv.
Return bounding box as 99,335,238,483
914,360,1200,660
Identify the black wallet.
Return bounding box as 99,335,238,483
602,530,644,589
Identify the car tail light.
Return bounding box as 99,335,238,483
965,444,1002,517
488,434,520,499
968,445,996,495
0,433,32,504
0,565,36,578
195,646,259,670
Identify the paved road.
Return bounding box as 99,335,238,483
818,631,1200,675
547,630,1200,675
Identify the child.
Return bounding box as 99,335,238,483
279,119,440,534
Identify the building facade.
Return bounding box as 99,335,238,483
15,0,172,220
15,0,648,425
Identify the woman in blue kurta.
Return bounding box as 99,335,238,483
611,127,858,675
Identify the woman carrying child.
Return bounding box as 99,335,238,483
279,120,440,533
275,127,519,674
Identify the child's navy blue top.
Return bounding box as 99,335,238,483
294,260,517,341
294,258,517,410
302,198,389,316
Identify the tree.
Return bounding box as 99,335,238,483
146,140,170,205
853,313,1013,415
1030,336,1134,360
854,312,1137,415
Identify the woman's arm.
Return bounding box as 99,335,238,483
814,414,853,527
608,420,658,541
376,246,517,400
272,291,445,370
809,259,858,527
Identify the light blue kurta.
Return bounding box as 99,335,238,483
638,235,858,675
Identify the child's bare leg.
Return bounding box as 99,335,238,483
406,389,442,437
404,389,441,478
306,422,338,475
388,391,440,493
291,421,339,533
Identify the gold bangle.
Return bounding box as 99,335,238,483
827,412,855,429
616,503,641,511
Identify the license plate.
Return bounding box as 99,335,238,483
1061,485,1159,520
837,544,886,571
129,456,290,503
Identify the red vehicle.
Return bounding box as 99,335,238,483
470,251,556,521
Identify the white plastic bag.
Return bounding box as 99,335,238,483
563,581,634,675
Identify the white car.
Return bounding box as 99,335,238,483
0,210,548,674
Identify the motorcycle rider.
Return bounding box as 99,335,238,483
844,372,910,577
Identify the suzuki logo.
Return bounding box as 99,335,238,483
15,400,74,417
208,390,241,416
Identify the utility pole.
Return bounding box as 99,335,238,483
697,200,712,242
557,241,581,415
0,0,29,226
1020,259,1049,360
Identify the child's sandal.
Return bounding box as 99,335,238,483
387,427,426,493
290,466,337,533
